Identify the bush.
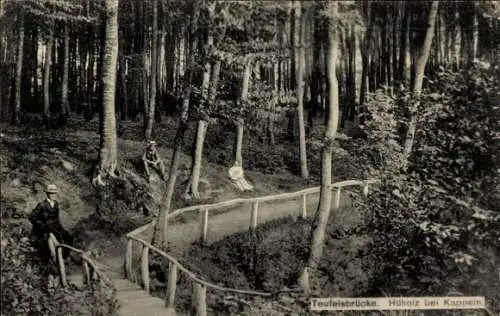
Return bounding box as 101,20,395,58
414,63,500,210
176,217,309,293
1,220,120,316
179,212,371,295
361,64,500,313
364,175,499,312
72,176,152,239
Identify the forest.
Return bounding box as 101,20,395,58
1,0,499,315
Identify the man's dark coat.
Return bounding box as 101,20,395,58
28,200,73,262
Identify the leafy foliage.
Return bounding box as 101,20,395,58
413,63,500,210
357,88,406,177
76,176,152,237
363,64,500,313
180,216,310,293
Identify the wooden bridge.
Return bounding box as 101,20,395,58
48,179,380,316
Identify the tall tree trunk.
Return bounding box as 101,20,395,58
22,27,32,111
300,0,339,295
269,62,278,145
392,4,399,85
360,1,371,106
43,29,54,125
398,3,410,84
189,60,220,198
290,0,299,91
309,10,322,130
61,23,70,120
385,11,393,95
154,1,201,249
347,24,356,120
235,59,251,166
118,48,128,120
0,0,6,120
296,2,309,179
186,4,216,199
452,10,460,70
472,12,478,63
93,0,119,186
166,28,176,92
403,1,439,159
340,24,348,127
145,0,158,139
51,29,59,115
14,13,24,124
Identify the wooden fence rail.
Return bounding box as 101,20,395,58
125,179,380,315
47,233,114,289
160,179,380,221
43,178,498,316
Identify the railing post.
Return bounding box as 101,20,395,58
363,183,369,197
192,283,207,316
48,235,56,261
141,245,150,293
56,247,67,287
301,193,307,218
199,208,209,245
165,261,178,308
125,238,133,281
334,187,341,210
89,265,96,282
250,202,259,231
82,261,90,285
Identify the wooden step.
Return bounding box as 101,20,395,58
116,290,151,301
110,278,178,316
119,297,177,316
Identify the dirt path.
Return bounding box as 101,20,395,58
95,185,357,275
135,190,355,257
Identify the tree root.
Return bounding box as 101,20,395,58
183,176,201,200
91,161,118,187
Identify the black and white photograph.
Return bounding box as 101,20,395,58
0,0,499,315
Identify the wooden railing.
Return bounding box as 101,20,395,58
125,179,379,315
47,233,114,289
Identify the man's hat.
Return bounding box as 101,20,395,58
149,140,156,145
45,184,58,193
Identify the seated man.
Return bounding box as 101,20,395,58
142,140,167,181
29,184,74,264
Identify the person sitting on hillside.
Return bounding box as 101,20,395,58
29,184,74,264
142,140,167,181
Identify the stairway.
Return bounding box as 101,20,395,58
66,268,178,315
113,278,177,316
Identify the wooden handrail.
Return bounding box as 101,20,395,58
125,180,380,240
55,243,85,255
127,235,274,297
123,179,380,312
141,245,150,293
48,236,114,289
55,243,114,287
127,220,156,238
160,179,380,221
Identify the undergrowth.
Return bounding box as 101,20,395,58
0,220,120,316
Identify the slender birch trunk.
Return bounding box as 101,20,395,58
153,1,201,249
235,59,252,167
297,1,309,178
61,23,70,119
43,29,54,124
14,13,24,124
145,0,158,140
300,0,339,295
187,3,216,198
403,1,439,159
